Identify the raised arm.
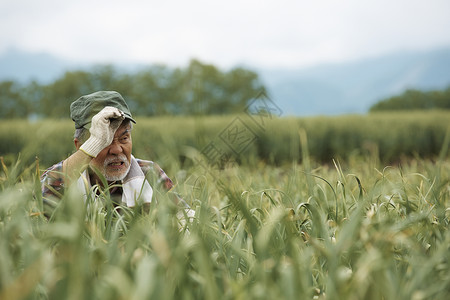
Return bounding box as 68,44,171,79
63,106,125,183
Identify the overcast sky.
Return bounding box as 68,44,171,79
1,0,450,69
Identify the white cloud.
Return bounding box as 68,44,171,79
1,0,449,68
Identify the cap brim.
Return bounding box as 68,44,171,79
83,117,136,129
126,116,137,124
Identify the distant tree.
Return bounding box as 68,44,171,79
174,59,264,115
126,65,175,116
117,59,265,116
221,67,263,113
0,81,31,118
40,70,94,118
39,65,131,118
369,87,450,112
0,60,266,118
21,81,45,119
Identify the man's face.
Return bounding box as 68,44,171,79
90,121,133,182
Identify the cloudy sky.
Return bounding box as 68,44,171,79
1,0,450,69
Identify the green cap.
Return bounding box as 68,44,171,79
70,91,136,129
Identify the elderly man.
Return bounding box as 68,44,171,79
41,91,181,218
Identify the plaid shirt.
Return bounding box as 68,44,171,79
41,158,178,217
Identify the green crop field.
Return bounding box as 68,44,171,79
0,111,449,299
1,110,449,169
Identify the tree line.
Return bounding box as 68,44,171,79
369,87,450,112
0,59,266,119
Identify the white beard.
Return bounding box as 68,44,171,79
102,154,131,182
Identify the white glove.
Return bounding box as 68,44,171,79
80,106,125,157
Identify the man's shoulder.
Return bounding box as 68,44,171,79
41,160,64,180
135,158,156,174
135,158,174,190
41,160,66,204
135,158,165,176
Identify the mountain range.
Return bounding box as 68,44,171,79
1,47,450,115
256,48,450,115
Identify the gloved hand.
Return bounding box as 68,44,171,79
79,106,125,157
